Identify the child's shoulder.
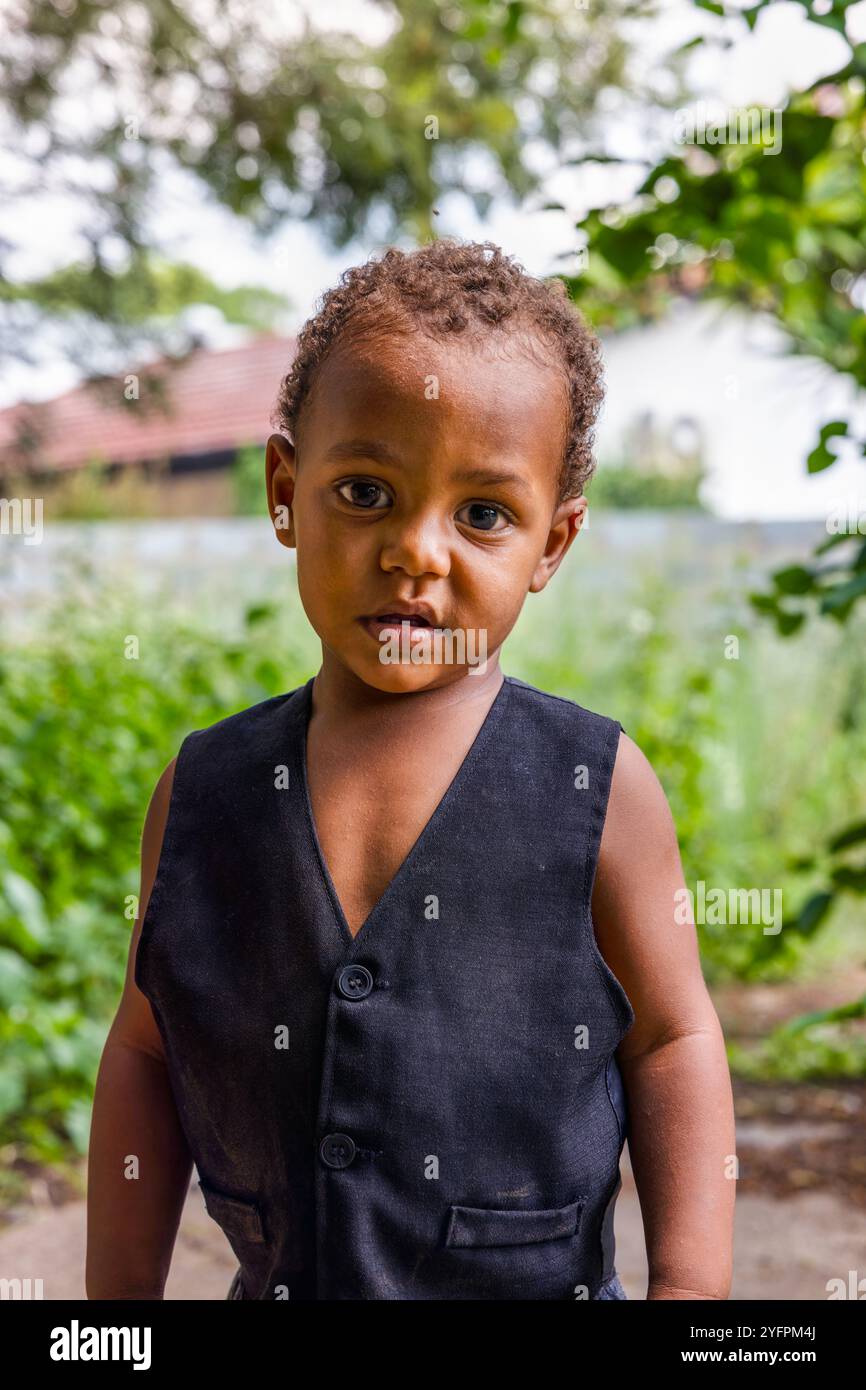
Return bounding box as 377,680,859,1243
174,681,310,773
504,674,624,739
503,677,664,807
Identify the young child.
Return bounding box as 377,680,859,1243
86,238,735,1301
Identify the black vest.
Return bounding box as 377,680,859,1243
135,673,634,1300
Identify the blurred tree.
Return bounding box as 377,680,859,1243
0,0,666,379
0,256,290,403
573,2,866,621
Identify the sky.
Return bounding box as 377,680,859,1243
2,0,866,519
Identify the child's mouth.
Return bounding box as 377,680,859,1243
360,614,438,640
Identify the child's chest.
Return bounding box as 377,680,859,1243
304,721,485,941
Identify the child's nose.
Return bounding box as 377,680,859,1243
378,512,452,578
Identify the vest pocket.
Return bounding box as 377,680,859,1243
198,1179,266,1246
443,1198,585,1249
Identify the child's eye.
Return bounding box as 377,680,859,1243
336,479,391,509
456,502,511,533
335,483,511,532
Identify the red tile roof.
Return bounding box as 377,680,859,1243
0,334,298,472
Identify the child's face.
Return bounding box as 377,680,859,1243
266,327,586,693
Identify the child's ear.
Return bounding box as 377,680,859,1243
528,496,587,594
265,434,297,549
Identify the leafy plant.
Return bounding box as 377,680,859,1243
568,0,866,1032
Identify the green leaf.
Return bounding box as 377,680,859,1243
807,420,848,473
594,225,653,279
819,571,866,610
776,610,805,636
503,0,524,45
815,530,857,555
830,863,866,892
791,890,834,934
772,565,814,595
828,820,866,853
0,1067,27,1124
672,36,705,55
244,603,278,627
748,591,778,613
0,947,37,1006
64,1096,94,1155
778,993,866,1034
1,870,51,953
785,854,815,871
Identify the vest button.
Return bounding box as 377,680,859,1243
319,1133,357,1169
336,964,374,1000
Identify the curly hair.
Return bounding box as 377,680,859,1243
271,238,604,502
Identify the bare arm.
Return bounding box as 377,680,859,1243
86,757,195,1300
592,733,736,1301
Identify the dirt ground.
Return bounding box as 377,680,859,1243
3,971,865,1300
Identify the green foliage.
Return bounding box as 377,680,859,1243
750,531,866,634
0,259,287,333
0,587,310,1200
2,550,865,1181
729,995,866,1081
232,445,270,517
586,463,706,509
569,576,843,996
576,83,866,354
570,0,866,1018
569,2,866,635
4,459,162,521
507,559,866,991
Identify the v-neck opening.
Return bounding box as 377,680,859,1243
297,673,512,954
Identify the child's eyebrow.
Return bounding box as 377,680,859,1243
451,467,533,496
325,439,532,495
325,438,403,465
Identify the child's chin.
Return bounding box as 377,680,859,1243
358,656,461,694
